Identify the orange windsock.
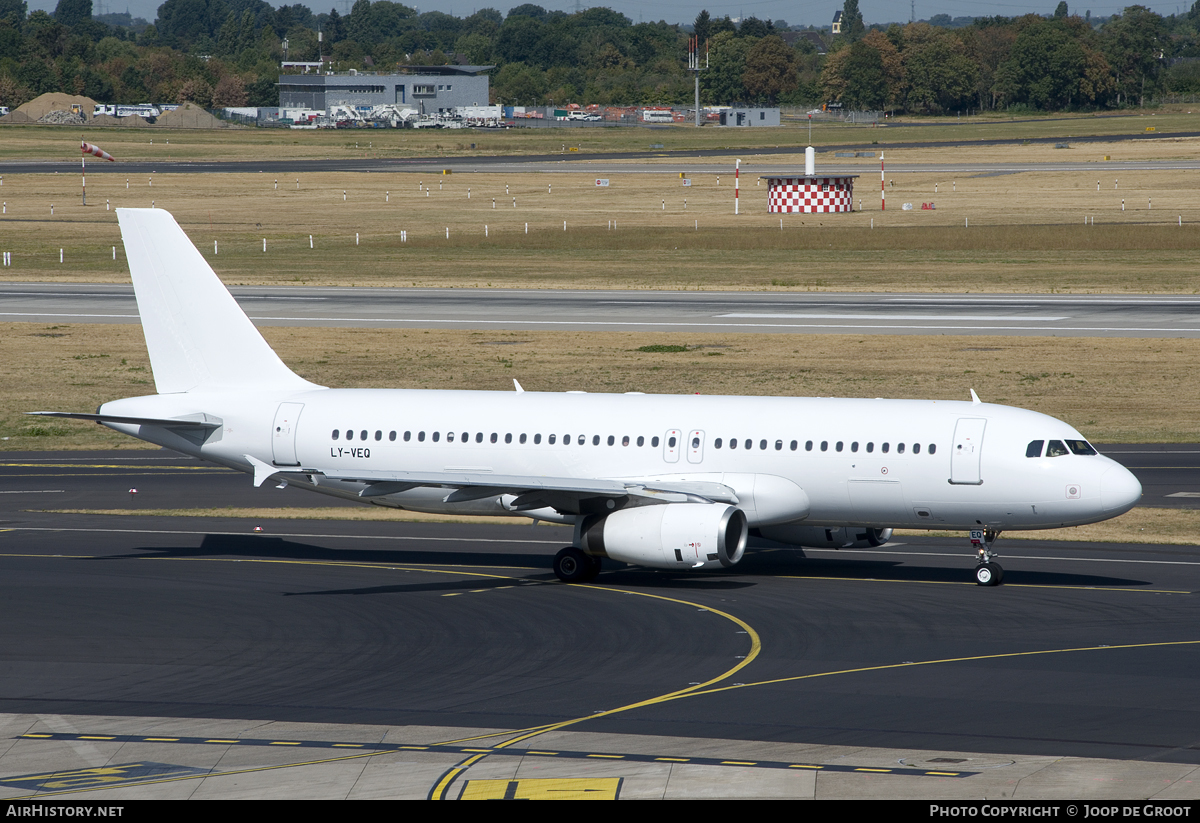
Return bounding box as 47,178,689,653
81,141,114,161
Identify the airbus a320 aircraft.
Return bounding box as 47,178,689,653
34,209,1143,586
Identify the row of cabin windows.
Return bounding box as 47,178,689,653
332,429,663,447
331,428,936,455
713,438,935,454
1026,439,1097,458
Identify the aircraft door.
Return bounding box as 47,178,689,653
686,430,705,464
949,417,986,485
663,429,681,463
272,402,304,466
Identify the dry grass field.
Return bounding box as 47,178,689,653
0,153,1199,291
4,323,1196,450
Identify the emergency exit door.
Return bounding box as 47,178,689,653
272,402,304,466
949,417,986,485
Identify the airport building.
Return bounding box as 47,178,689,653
278,66,493,115
718,108,781,127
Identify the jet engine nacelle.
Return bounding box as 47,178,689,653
758,524,893,549
576,503,748,570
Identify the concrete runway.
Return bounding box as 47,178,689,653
1,452,1199,799
5,284,1200,338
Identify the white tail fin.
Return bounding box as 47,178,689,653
117,208,320,394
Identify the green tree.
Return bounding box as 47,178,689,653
53,0,90,29
742,34,796,103
703,29,750,103
841,0,865,41
693,9,710,44
1102,5,1166,106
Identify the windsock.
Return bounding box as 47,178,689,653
81,141,114,161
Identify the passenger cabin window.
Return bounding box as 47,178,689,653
1046,440,1069,457
928,444,937,454
389,431,396,441
715,438,723,449
790,440,798,451
404,431,411,442
432,431,440,442
418,431,425,442
897,443,905,454
806,441,813,451
913,443,921,454
835,441,843,452
882,442,889,453
332,429,339,440
652,436,660,447
549,434,557,444
850,442,859,453
375,430,382,441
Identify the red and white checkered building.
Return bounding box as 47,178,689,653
763,175,858,213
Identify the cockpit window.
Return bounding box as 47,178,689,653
1066,440,1097,456
1046,439,1069,457
1026,440,1044,458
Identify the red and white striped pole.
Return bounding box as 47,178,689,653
735,159,740,215
880,151,885,211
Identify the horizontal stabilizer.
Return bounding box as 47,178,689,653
27,411,223,429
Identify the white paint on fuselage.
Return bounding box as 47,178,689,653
99,388,1142,532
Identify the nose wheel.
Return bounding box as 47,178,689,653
974,562,1003,586
971,528,1003,586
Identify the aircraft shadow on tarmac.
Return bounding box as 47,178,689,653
89,533,1156,592
739,550,1154,588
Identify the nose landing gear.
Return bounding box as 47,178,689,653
971,528,1003,586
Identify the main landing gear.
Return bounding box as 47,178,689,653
971,528,1003,586
553,547,602,583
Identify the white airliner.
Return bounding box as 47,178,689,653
34,209,1142,586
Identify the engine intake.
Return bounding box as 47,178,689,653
576,503,748,570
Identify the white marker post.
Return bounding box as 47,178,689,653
881,152,885,211
734,159,740,215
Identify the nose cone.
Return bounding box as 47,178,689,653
1100,464,1142,516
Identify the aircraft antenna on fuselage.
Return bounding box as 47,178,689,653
116,209,321,395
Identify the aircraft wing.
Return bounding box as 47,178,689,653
249,459,738,512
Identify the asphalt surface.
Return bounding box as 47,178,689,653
5,284,1200,338
1,450,1198,770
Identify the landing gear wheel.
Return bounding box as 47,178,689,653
554,547,592,583
974,562,1003,586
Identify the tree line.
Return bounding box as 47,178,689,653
2,0,1200,113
